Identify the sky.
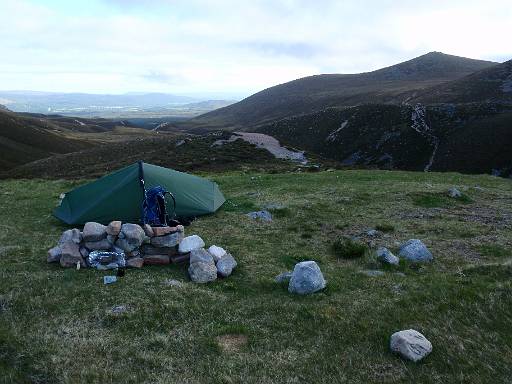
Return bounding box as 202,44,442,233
0,0,511,97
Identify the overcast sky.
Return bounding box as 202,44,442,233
1,0,511,97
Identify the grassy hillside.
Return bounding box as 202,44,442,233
186,52,497,130
413,60,512,104
2,133,300,179
0,109,94,171
259,103,512,176
1,170,512,383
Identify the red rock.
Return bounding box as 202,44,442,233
126,257,144,268
151,226,177,237
141,245,177,256
143,255,170,265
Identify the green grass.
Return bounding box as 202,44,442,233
1,170,512,383
332,237,368,259
411,192,473,208
477,244,512,258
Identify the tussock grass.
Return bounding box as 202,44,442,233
1,170,512,383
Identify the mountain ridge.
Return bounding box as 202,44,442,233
186,52,498,130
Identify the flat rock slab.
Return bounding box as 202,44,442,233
142,244,177,256
59,228,82,245
390,329,432,362
151,232,183,248
143,255,170,265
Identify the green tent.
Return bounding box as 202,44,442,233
54,161,225,225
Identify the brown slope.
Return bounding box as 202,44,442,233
0,109,93,171
411,59,512,104
187,52,497,130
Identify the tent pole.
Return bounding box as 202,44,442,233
138,160,146,224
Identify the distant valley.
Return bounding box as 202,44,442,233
1,52,511,178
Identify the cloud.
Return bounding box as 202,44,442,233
0,0,510,94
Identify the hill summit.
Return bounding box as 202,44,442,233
188,52,497,130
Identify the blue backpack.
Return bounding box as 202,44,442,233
142,185,176,226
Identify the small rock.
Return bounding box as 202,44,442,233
399,239,433,263
150,232,183,248
126,257,144,268
367,229,379,237
216,254,237,277
448,187,462,198
59,241,85,268
361,270,385,277
83,222,107,242
208,245,227,263
58,228,82,245
103,276,117,285
106,235,117,245
163,279,183,287
143,255,170,265
274,271,292,284
47,246,62,263
246,210,272,222
288,261,326,295
79,246,89,258
190,248,214,264
178,235,205,253
106,221,122,236
188,261,217,283
376,247,399,265
85,239,112,251
110,305,127,314
143,224,154,237
390,329,432,362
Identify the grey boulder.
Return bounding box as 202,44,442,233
178,235,205,253
288,261,326,295
190,248,214,264
82,222,107,242
115,224,145,252
216,254,237,277
59,228,82,245
59,241,85,268
399,239,433,263
188,261,217,283
376,247,399,265
390,329,432,362
208,245,227,263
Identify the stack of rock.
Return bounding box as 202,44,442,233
141,224,185,266
47,221,184,269
186,240,238,283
